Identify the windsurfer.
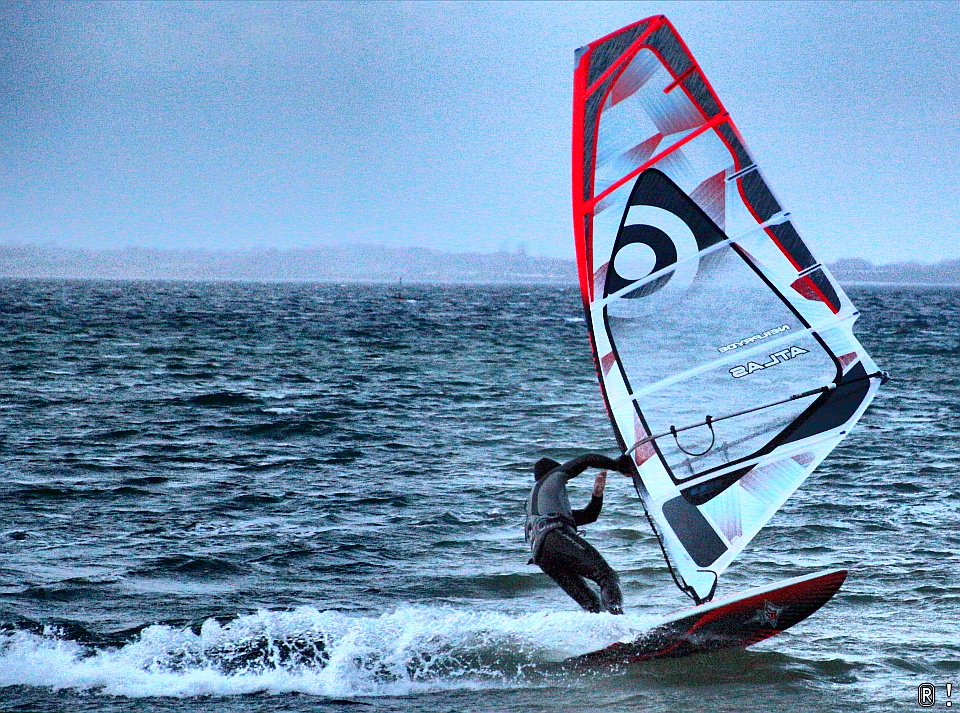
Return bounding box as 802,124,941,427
525,453,638,614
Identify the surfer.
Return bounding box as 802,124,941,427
525,453,638,614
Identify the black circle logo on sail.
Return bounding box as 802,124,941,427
605,221,681,298
604,169,727,299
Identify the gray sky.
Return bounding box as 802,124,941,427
3,1,958,262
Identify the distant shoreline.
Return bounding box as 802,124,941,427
0,275,579,286
2,277,959,290
836,281,960,288
1,244,958,287
0,244,574,285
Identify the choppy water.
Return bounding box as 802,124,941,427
0,279,955,712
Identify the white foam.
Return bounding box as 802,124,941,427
0,605,654,698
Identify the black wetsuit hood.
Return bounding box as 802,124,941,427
533,457,560,480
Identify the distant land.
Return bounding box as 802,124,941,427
0,244,574,284
0,244,958,286
826,258,960,286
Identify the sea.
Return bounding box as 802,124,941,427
0,279,955,713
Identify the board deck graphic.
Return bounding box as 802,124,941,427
570,569,847,664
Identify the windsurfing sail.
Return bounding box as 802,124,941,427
572,16,885,604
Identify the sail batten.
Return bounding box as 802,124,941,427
607,313,860,408
572,17,884,603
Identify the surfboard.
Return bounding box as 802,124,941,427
570,568,846,665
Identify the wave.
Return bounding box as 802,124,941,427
0,606,650,698
186,392,259,407
130,555,242,577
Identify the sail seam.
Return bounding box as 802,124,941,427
585,112,728,213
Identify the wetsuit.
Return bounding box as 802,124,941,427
525,454,625,615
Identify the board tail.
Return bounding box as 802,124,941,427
572,568,847,665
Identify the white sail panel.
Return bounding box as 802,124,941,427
572,17,884,603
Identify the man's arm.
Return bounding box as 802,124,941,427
572,471,606,526
557,453,621,480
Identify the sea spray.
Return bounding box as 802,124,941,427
0,605,652,698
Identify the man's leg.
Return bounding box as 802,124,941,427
536,530,602,613
563,531,624,615
539,561,602,613
596,569,624,615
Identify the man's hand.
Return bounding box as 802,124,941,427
616,453,639,477
593,470,607,497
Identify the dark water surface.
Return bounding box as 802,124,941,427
0,280,955,712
